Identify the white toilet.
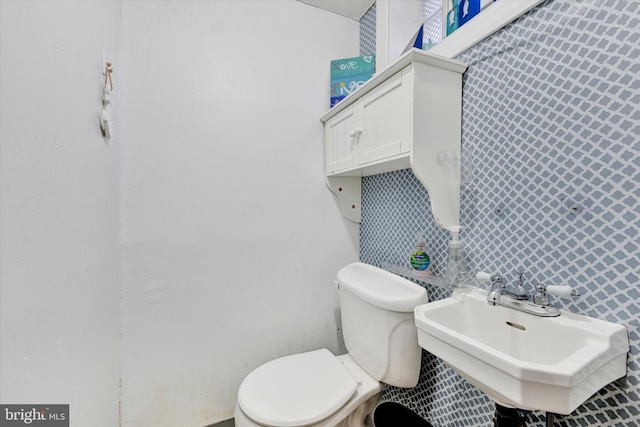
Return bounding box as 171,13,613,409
234,262,429,427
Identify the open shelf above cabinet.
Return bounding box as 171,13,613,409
320,48,467,228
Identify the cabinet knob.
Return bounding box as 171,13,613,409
349,127,363,138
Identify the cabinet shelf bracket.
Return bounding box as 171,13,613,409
326,176,362,223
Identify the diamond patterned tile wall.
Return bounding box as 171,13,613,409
359,3,376,56
360,0,639,425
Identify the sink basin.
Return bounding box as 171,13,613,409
414,287,629,414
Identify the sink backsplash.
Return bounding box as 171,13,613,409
359,0,639,425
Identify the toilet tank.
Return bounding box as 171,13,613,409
337,262,428,388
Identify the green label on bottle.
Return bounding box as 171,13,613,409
411,251,431,271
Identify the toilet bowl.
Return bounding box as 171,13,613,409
234,263,428,427
234,350,383,427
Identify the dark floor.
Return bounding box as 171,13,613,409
206,419,233,427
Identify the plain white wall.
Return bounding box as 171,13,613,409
118,1,359,425
0,1,358,425
389,0,423,61
376,0,423,69
0,1,122,426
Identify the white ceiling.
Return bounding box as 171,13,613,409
297,0,376,20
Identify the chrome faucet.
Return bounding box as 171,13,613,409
502,271,530,301
481,272,528,305
476,271,581,317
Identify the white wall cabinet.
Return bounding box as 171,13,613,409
321,49,467,228
325,104,358,173
325,69,411,174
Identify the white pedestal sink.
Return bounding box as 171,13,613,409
414,287,629,415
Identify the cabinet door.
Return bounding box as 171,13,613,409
358,67,411,165
325,104,360,174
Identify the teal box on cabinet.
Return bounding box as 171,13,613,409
330,55,375,108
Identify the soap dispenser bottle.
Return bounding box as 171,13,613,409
443,225,470,288
410,232,432,277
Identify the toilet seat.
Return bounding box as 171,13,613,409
237,349,358,427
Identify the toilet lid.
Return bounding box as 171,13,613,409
237,349,357,427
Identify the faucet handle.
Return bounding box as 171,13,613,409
476,272,493,283
546,285,580,300
476,272,503,286
533,284,580,307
